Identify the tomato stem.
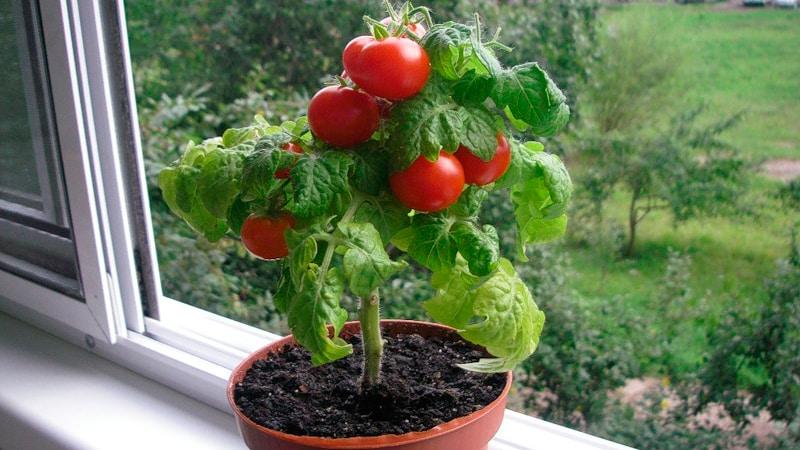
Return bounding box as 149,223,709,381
359,288,383,390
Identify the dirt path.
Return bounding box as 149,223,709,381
761,159,800,181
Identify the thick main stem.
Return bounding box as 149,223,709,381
359,289,383,391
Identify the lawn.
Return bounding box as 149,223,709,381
567,2,800,377
604,2,800,161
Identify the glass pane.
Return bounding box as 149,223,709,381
0,0,65,224
0,0,79,298
0,0,41,200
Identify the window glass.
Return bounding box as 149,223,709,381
0,0,79,297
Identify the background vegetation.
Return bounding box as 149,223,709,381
126,1,800,447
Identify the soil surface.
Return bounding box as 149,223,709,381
234,332,506,438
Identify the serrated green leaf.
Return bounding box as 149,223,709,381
197,150,243,218
506,150,573,259
452,222,499,276
403,215,457,272
222,127,258,148
287,265,352,366
290,151,353,219
351,147,389,196
452,70,495,106
338,222,406,298
226,196,250,237
448,185,488,218
420,22,474,80
286,230,318,287
424,257,545,373
158,166,228,242
240,134,293,201
491,63,570,137
459,104,499,161
175,165,200,214
388,79,464,168
354,196,410,243
423,256,478,328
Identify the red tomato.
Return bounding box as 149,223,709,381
307,85,379,147
342,36,430,101
380,17,427,37
389,151,465,212
454,133,512,186
275,142,303,179
240,214,295,260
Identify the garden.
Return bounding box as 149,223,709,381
126,1,800,448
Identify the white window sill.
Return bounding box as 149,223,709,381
0,312,633,450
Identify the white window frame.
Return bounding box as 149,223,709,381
0,3,632,449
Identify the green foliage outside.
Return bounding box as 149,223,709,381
127,0,800,447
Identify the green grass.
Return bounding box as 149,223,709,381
606,3,800,160
566,2,800,377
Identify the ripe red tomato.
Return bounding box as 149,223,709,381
389,151,465,212
342,36,430,101
275,142,303,179
307,86,380,147
380,17,427,37
454,133,512,186
240,213,295,260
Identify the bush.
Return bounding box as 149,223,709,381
697,227,800,445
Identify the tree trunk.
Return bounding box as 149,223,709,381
623,190,639,257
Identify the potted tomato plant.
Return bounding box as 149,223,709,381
158,3,572,449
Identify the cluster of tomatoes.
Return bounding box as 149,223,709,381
242,18,511,260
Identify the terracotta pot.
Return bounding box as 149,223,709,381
227,319,512,450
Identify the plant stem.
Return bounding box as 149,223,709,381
359,288,383,391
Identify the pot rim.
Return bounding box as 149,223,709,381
226,319,512,449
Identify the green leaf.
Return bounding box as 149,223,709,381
423,256,478,328
351,146,389,196
452,222,499,276
158,166,228,241
388,79,464,169
286,230,319,287
197,150,243,218
290,151,353,219
421,22,474,80
287,265,352,366
452,69,495,106
353,196,410,243
496,140,552,189
222,127,258,148
402,215,457,272
175,165,201,214
424,258,545,373
490,63,570,137
226,196,250,237
507,150,573,259
338,222,406,298
240,135,292,201
459,104,498,161
448,185,488,218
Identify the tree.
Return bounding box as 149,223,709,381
576,14,747,256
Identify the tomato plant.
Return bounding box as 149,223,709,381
380,17,426,37
240,214,295,260
390,151,464,212
455,133,511,186
159,1,572,392
308,85,380,147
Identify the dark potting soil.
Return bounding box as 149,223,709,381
233,332,507,438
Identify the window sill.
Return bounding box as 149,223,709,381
0,312,632,450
